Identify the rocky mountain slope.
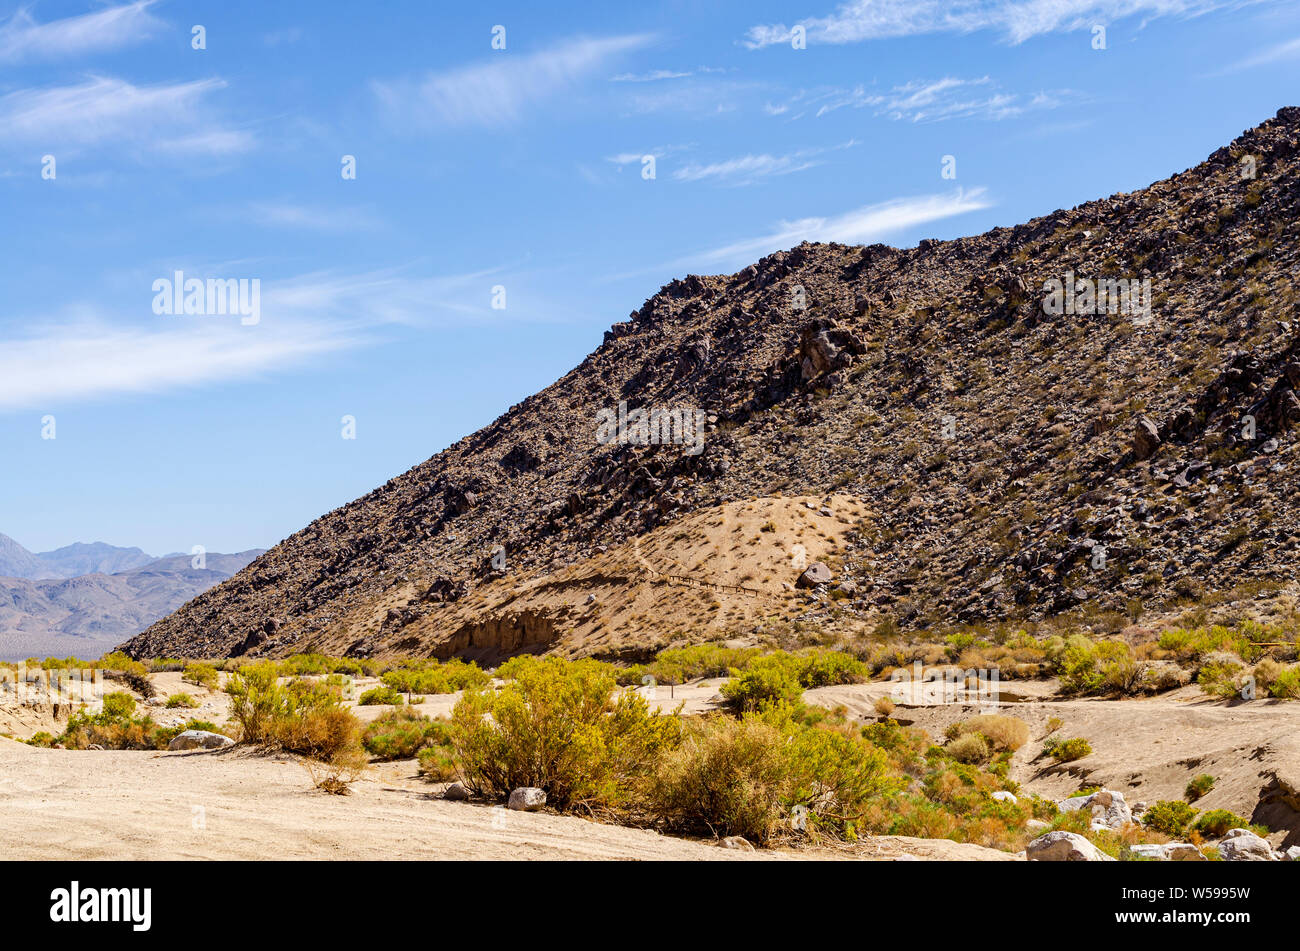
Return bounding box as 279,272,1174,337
125,107,1300,661
0,550,263,660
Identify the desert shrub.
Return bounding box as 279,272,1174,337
1143,800,1197,836
362,708,452,761
1192,809,1248,837
1158,623,1268,664
166,693,199,709
873,696,896,717
796,650,868,687
57,691,177,750
101,691,137,719
647,715,787,841
381,658,488,695
1043,736,1092,762
304,747,369,795
1197,657,1245,698
719,649,865,711
182,662,219,691
225,663,361,760
417,744,458,781
1185,774,1215,802
97,652,149,676
949,715,1029,753
358,686,405,706
619,643,763,685
1054,636,1135,695
26,732,56,747
720,659,803,711
946,732,991,764
648,709,896,843
1268,665,1300,699
451,656,681,811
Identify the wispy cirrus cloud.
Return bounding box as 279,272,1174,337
0,0,161,62
0,76,254,155
245,201,383,232
672,140,858,185
610,68,692,82
744,0,1257,48
1218,33,1300,72
789,77,1077,122
696,188,992,266
0,267,504,411
372,34,653,127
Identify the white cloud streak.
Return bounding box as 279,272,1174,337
672,141,857,185
0,269,503,411
696,188,993,266
0,1,161,62
745,0,1254,48
0,76,253,155
372,34,653,127
795,77,1074,122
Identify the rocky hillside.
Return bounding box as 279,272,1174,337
125,107,1300,661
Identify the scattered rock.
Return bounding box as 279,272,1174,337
1218,828,1277,861
443,781,471,801
167,730,234,752
796,562,833,588
1134,416,1161,460
719,836,755,852
507,787,546,811
1027,831,1116,862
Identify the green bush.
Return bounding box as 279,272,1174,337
946,732,991,764
1191,809,1248,837
225,663,362,760
1043,736,1092,762
1185,774,1215,802
101,691,137,719
381,658,489,695
358,686,405,706
165,693,199,709
719,650,866,711
617,643,763,686
362,708,451,761
182,662,219,691
1143,800,1197,836
451,656,680,810
720,660,803,711
1197,659,1245,698
1268,665,1300,699
648,706,897,844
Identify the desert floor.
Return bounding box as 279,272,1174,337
1,671,1295,859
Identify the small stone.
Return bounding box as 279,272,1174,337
167,730,234,751
507,787,546,811
443,781,471,801
796,562,833,588
719,836,755,851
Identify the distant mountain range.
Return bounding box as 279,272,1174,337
0,535,263,661
0,534,158,580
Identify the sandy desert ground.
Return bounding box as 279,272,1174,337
2,669,1295,859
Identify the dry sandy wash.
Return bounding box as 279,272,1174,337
0,739,1006,861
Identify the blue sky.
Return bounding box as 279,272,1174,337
0,0,1296,556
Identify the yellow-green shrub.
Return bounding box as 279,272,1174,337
450,656,681,810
